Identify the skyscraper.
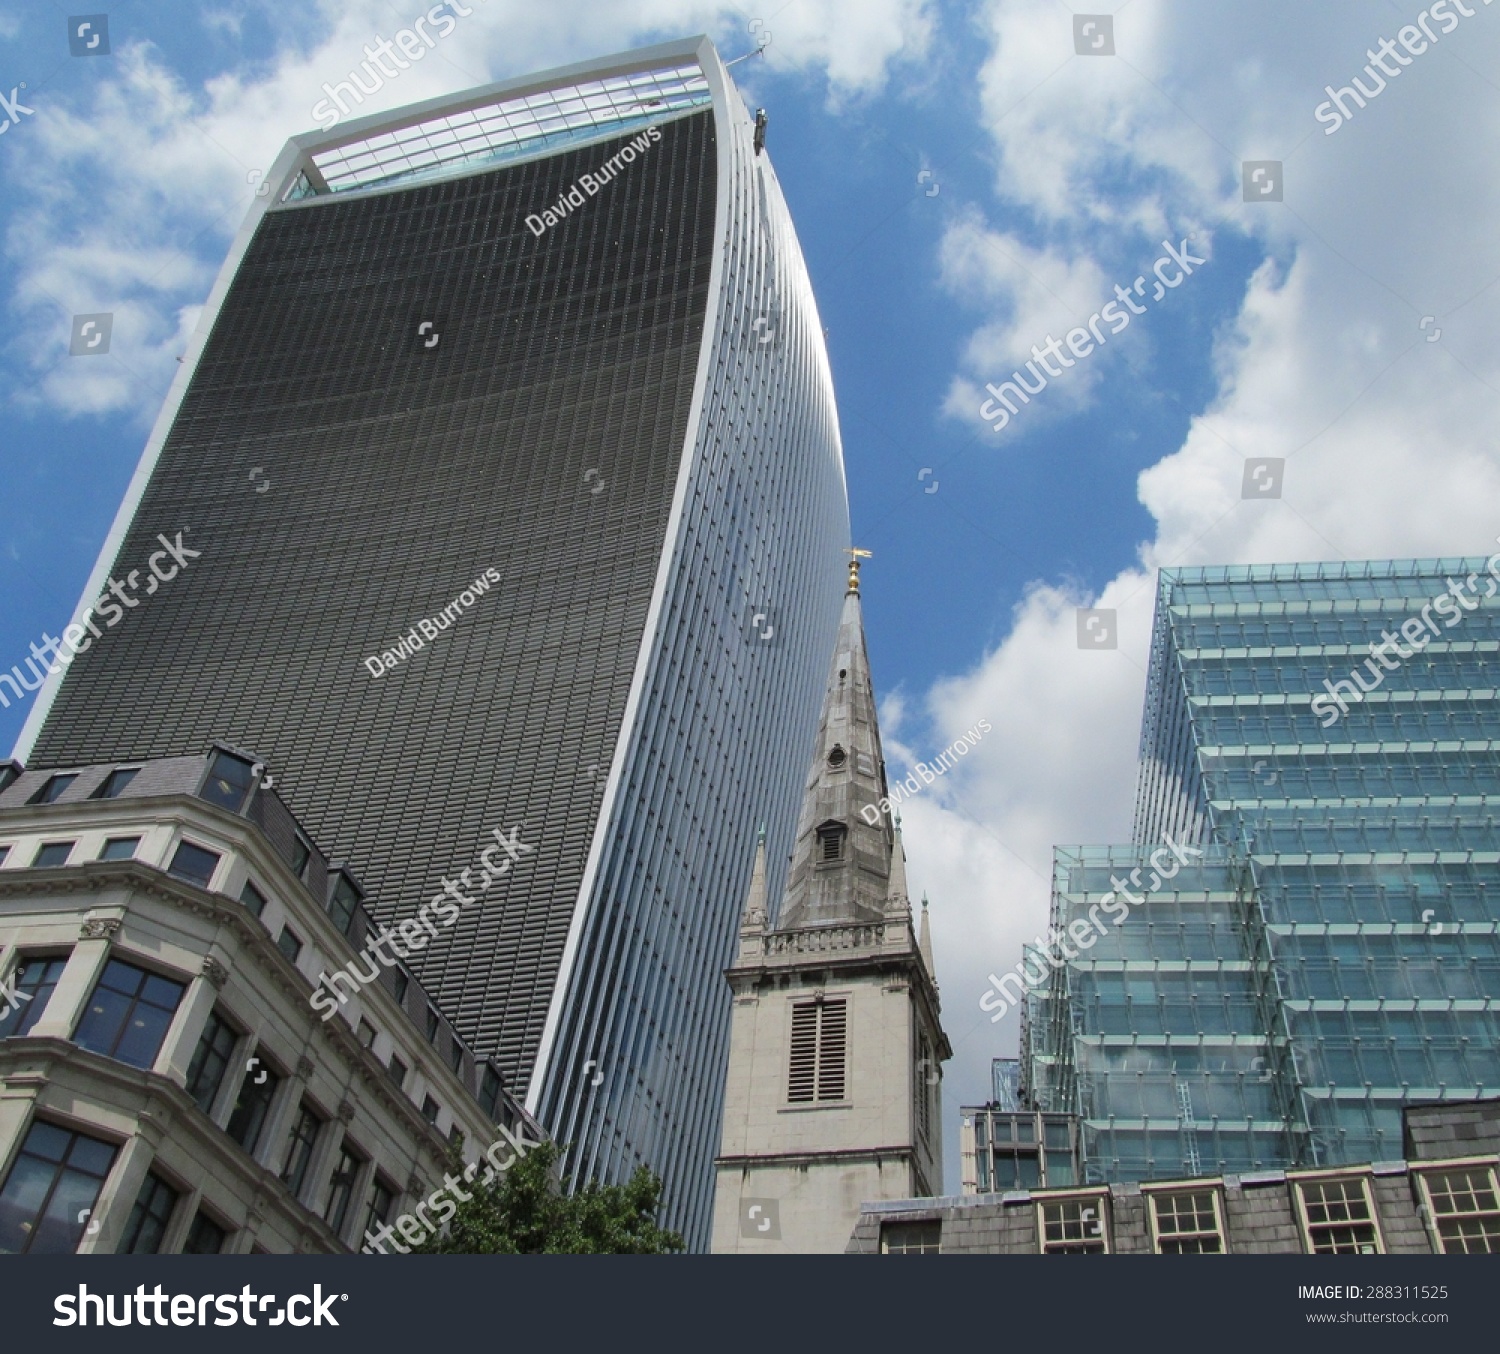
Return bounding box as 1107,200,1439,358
14,37,849,1247
1026,558,1500,1184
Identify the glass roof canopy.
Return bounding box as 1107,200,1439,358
300,62,712,198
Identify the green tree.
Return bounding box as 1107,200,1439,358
411,1138,684,1254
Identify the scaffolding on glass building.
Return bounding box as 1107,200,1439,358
1025,558,1500,1184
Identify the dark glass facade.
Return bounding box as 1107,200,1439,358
18,41,850,1247
1028,558,1500,1183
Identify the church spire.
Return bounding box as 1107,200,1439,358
885,811,910,918
777,555,893,930
918,892,937,986
735,823,769,959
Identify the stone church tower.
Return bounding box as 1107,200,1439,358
709,559,951,1253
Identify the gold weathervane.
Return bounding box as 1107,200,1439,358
846,547,872,595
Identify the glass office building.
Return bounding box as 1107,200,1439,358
1026,558,1500,1184
15,38,850,1247
960,1060,1080,1194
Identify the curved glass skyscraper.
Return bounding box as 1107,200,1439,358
17,37,850,1247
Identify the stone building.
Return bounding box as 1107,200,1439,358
710,562,951,1253
0,746,539,1254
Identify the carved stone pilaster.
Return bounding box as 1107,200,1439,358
201,956,229,989
79,916,122,941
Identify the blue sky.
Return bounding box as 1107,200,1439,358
4,0,1500,1189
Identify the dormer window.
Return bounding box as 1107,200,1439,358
816,821,846,863
327,869,362,937
199,749,257,813
30,773,77,805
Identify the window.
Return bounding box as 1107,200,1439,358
289,837,311,880
185,1010,239,1114
200,750,257,812
880,1220,941,1254
787,998,847,1102
1038,1196,1110,1253
0,956,67,1039
182,1211,227,1254
240,880,267,918
0,1121,116,1254
74,959,185,1069
387,1055,408,1090
426,1007,440,1043
91,768,138,800
327,873,361,936
99,837,140,862
226,1054,280,1153
0,845,8,865
421,1096,440,1124
277,926,303,963
357,1019,377,1049
1150,1188,1225,1254
392,969,408,1005
479,1066,502,1119
364,1177,396,1239
1418,1166,1500,1254
280,1101,324,1196
815,822,846,863
325,1144,365,1236
33,841,75,868
1297,1177,1382,1254
915,1033,933,1143
827,745,846,768
31,774,77,805
448,1039,464,1073
118,1172,179,1254
168,840,220,888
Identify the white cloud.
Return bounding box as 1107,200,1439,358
919,0,1500,1160
937,211,1113,428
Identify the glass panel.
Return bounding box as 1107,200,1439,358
168,842,220,888
0,957,68,1039
119,1173,178,1254
0,1122,116,1255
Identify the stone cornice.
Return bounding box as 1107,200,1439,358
714,1146,919,1170
727,930,952,1064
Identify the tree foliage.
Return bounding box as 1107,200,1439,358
411,1138,684,1254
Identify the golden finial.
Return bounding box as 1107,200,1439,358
846,547,872,595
